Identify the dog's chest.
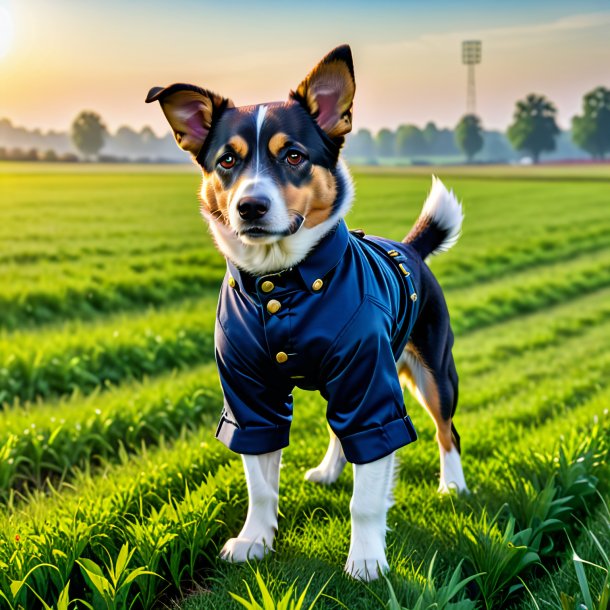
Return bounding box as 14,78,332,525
218,267,357,390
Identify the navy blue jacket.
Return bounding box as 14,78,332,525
215,220,421,464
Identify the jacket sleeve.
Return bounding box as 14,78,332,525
319,296,417,464
215,317,294,455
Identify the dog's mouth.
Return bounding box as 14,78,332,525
237,212,305,240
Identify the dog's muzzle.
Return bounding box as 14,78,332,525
237,210,305,239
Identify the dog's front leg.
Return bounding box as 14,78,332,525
220,449,281,562
345,452,396,581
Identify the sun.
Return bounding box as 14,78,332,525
0,7,14,59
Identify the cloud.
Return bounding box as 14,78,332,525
364,11,610,55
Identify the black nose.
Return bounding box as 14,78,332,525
238,197,270,221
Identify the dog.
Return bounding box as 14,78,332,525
146,44,467,582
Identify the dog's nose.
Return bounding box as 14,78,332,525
238,197,270,221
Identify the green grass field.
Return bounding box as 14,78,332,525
0,162,609,609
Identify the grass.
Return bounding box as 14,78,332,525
0,296,217,405
0,162,609,609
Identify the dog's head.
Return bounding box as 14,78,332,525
146,45,356,274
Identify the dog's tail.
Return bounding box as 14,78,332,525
403,177,463,259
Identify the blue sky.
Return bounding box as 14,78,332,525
1,0,609,134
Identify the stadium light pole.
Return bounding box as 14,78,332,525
462,40,482,115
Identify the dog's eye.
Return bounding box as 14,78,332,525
218,154,236,169
286,150,304,166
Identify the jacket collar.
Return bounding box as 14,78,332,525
227,220,349,296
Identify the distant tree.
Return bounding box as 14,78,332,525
71,111,107,160
376,128,395,158
396,124,426,157
455,114,484,162
507,94,560,163
344,128,375,159
60,152,80,163
115,125,141,157
140,126,156,144
422,122,439,154
481,130,515,162
572,86,610,159
42,149,59,162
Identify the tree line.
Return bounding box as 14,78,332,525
0,116,184,163
345,86,610,164
1,86,608,164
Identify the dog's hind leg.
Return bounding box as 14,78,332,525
397,340,468,494
305,425,347,484
220,449,281,562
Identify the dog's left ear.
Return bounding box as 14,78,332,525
146,84,234,156
291,44,355,142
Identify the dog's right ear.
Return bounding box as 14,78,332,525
145,84,234,156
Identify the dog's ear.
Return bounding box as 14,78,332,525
291,45,355,141
146,84,234,156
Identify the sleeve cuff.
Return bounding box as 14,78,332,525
337,415,418,464
216,416,291,455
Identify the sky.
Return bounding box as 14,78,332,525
0,0,609,137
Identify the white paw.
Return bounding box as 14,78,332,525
305,466,340,485
438,479,470,495
344,556,389,581
219,538,271,563
439,446,469,494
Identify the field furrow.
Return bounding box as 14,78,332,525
0,236,213,266
447,246,610,334
455,286,610,376
0,297,217,405
457,308,610,413
0,363,222,496
0,264,224,329
436,223,610,290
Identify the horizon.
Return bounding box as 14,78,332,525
0,0,609,138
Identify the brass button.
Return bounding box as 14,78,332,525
228,276,236,288
261,280,275,293
267,299,281,314
410,293,418,302
311,278,324,291
276,351,288,363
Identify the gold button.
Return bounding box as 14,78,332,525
311,279,324,291
410,293,418,302
261,280,275,293
228,276,236,288
276,351,288,363
388,250,399,257
267,299,281,314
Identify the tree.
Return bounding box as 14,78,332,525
71,111,107,160
507,94,559,163
572,86,610,159
343,128,375,160
455,114,484,162
375,128,395,158
422,122,440,154
395,124,426,157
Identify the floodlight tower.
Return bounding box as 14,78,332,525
462,40,482,115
